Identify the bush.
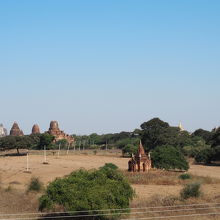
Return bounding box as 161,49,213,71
180,183,201,199
151,145,189,171
100,163,118,170
179,173,191,180
27,177,43,192
39,167,134,219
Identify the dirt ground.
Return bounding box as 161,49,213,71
0,151,128,189
0,151,220,200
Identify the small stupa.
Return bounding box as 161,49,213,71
178,122,184,131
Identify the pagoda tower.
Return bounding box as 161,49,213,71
178,122,184,131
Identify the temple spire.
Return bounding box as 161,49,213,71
178,122,184,131
138,140,146,156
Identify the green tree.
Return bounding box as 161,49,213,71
29,134,41,149
192,129,211,143
122,144,137,157
193,127,220,163
151,145,189,171
116,138,131,149
132,129,142,137
38,133,54,149
203,127,220,162
195,147,214,164
0,135,33,154
39,166,134,219
55,139,68,149
210,127,220,148
212,146,220,161
140,118,190,150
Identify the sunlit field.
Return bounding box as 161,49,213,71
0,150,220,219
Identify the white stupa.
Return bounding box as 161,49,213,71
178,122,184,131
0,124,7,137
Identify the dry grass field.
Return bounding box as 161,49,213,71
0,150,220,219
0,150,127,189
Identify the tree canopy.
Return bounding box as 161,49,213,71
0,135,33,154
140,118,191,150
39,165,134,219
151,145,189,171
192,129,212,143
0,133,55,153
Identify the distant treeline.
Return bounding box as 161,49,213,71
0,117,219,164
72,130,140,152
73,117,220,163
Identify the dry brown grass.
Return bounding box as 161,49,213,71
123,169,181,185
0,152,219,218
0,188,39,214
122,169,220,185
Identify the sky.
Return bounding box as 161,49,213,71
0,0,220,135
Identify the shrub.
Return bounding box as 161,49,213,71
179,173,191,180
151,145,189,171
39,167,134,219
27,177,43,192
180,183,201,199
100,163,118,170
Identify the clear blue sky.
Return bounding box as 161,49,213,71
1,0,220,135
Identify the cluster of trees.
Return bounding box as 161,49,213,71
140,118,220,166
72,131,139,152
0,117,219,167
140,118,191,150
0,133,55,154
0,131,140,155
70,117,220,169
194,127,220,163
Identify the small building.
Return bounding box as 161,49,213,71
128,141,151,172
